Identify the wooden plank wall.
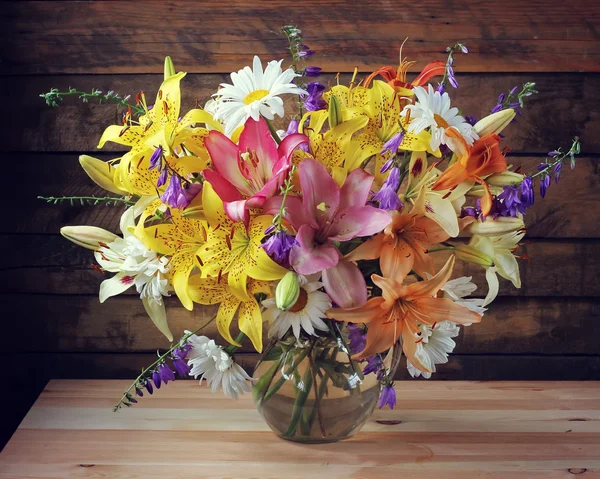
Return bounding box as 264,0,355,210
1,0,599,447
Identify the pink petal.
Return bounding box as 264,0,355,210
263,195,317,231
299,157,340,227
322,261,368,308
205,130,252,196
223,199,250,225
278,132,310,165
251,167,288,203
339,168,375,210
238,117,279,179
290,224,339,275
203,169,243,203
328,206,391,241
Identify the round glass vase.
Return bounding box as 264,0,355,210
252,334,380,443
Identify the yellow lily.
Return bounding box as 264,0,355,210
134,193,208,311
198,182,288,303
188,275,270,352
457,231,525,306
327,80,438,185
97,71,221,196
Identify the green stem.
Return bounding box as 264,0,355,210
308,349,327,438
264,117,282,145
283,359,314,438
225,331,247,355
113,316,216,411
263,343,312,404
40,89,145,115
426,246,456,254
38,195,136,207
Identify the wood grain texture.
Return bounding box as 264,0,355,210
5,153,600,237
5,73,599,154
1,1,599,75
1,295,598,355
0,380,599,478
4,352,600,382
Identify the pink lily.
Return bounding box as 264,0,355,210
265,158,391,307
203,117,308,224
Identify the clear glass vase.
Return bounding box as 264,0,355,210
252,333,382,443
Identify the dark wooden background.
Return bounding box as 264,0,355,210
1,0,599,448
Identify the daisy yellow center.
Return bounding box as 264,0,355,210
289,288,308,313
433,113,449,129
244,89,270,104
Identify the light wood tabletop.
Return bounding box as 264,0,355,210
0,380,598,478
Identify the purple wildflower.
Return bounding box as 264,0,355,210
508,102,521,109
298,50,315,57
497,185,527,217
380,132,404,156
347,324,366,354
157,167,169,187
520,177,535,208
363,355,382,375
460,44,469,54
173,343,192,360
554,162,562,183
161,174,186,208
436,83,445,94
378,384,396,409
510,86,519,95
173,358,190,378
304,82,326,112
149,146,163,170
261,230,297,269
135,387,144,397
491,103,503,114
144,379,154,395
158,363,175,384
379,158,395,174
498,93,505,103
305,66,322,77
152,370,161,389
447,65,459,88
465,115,479,126
540,175,551,198
372,167,404,211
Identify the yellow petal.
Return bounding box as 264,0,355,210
238,297,264,352
188,276,229,305
216,296,243,347
79,155,126,195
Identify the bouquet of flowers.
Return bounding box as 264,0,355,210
44,26,580,442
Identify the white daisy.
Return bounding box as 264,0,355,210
401,84,479,152
186,333,253,400
407,321,460,379
441,276,487,317
262,275,331,340
213,55,306,135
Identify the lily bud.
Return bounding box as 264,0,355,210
276,271,301,311
473,109,516,136
328,94,342,128
454,244,494,267
79,155,125,195
61,226,118,250
486,170,525,187
467,216,525,236
164,56,176,79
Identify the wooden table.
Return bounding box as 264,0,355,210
0,380,598,478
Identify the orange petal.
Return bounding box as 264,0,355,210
345,234,385,263
473,176,494,217
432,162,470,191
412,297,483,325
406,255,455,299
371,274,407,308
380,239,414,283
353,313,401,360
326,296,386,324
412,60,446,87
364,66,397,88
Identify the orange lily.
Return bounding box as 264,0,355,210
345,188,472,281
326,256,482,371
432,132,508,216
364,42,446,96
